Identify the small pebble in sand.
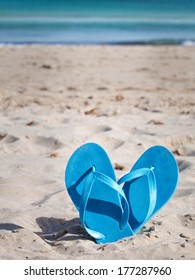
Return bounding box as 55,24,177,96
179,233,190,239
114,163,125,171
50,152,59,158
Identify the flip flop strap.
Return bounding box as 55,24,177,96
118,167,157,224
79,166,130,240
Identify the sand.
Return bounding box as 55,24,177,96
0,45,194,260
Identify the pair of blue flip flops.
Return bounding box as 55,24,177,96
65,143,179,244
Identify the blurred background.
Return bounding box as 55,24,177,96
0,0,195,45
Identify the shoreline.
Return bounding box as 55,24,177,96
0,39,195,46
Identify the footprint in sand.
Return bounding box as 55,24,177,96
28,136,64,150
75,125,112,137
165,135,194,146
177,159,191,172
0,134,19,144
173,147,195,157
92,136,124,151
0,133,7,141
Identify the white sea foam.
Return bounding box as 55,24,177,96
182,40,195,46
1,16,195,25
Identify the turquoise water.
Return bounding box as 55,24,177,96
0,0,195,44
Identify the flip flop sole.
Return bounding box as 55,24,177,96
123,146,179,232
65,143,133,243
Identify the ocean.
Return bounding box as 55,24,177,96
0,0,195,45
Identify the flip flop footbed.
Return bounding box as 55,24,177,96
122,146,179,232
65,143,134,243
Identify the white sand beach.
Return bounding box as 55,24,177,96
0,45,194,259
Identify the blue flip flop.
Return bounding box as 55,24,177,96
65,142,134,244
118,145,179,234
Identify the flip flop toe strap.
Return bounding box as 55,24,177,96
118,167,157,225
79,166,130,241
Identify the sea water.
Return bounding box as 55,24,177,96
0,0,195,44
